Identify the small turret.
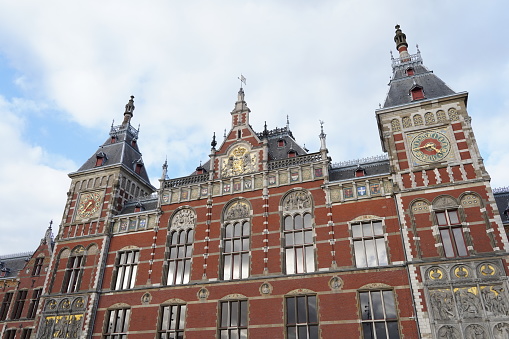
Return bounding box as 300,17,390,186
122,95,135,125
394,25,410,61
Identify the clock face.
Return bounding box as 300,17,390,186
77,192,102,219
410,130,451,163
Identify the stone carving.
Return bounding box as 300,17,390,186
402,116,412,128
482,286,509,316
429,289,455,320
283,190,312,212
198,287,209,300
225,201,250,220
437,325,460,339
412,200,430,214
433,196,457,209
260,282,272,295
479,263,497,276
455,287,482,318
448,108,459,121
171,208,196,231
221,145,258,178
461,194,481,207
141,292,152,305
453,265,470,279
391,119,401,132
329,276,343,290
436,110,447,122
494,323,509,339
464,324,487,339
425,112,436,125
40,314,84,339
413,114,424,126
427,267,445,281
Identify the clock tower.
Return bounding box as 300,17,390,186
38,96,155,339
376,26,509,338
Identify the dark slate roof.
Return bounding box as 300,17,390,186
383,53,455,108
266,128,308,161
118,195,159,215
75,123,152,187
0,252,32,279
494,188,509,224
329,157,390,182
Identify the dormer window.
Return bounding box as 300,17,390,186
134,203,144,213
406,67,415,76
288,150,297,158
355,167,366,177
196,165,205,175
410,86,424,101
110,136,117,144
131,139,137,147
278,139,286,147
95,152,107,167
135,163,143,174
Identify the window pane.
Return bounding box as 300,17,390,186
296,248,305,273
375,322,388,339
373,221,383,235
220,330,229,339
242,222,250,236
363,222,373,236
285,233,294,246
383,291,397,319
354,241,367,268
376,238,388,265
371,291,384,319
240,329,247,339
387,321,400,338
304,230,313,244
307,296,317,323
231,301,239,327
365,239,377,267
226,224,234,237
240,301,248,326
286,298,296,324
352,224,362,238
303,214,312,228
167,261,176,284
436,212,447,226
225,240,232,252
360,292,371,320
295,231,304,245
221,302,229,327
171,232,178,245
233,254,241,279
297,296,306,323
179,231,186,244
286,249,295,274
186,244,192,256
187,229,194,242
234,222,242,237
224,255,232,280
284,216,293,230
452,228,468,256
295,214,303,229
183,260,191,284
305,246,315,272
440,229,455,257
234,239,242,251
309,325,319,339
298,325,307,338
242,238,249,250
363,323,374,339
448,210,459,224
169,306,177,330
287,327,297,339
175,261,184,284
242,253,249,278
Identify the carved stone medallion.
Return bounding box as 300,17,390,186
171,208,196,231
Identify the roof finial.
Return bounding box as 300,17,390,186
224,129,227,138
238,74,246,89
319,120,327,152
211,132,217,148
394,25,410,60
286,115,290,130
122,95,135,126
161,158,168,180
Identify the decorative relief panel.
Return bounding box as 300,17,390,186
425,112,436,125
436,110,447,122
225,201,250,220
282,190,312,212
221,145,258,178
39,296,87,339
302,168,312,180
330,188,341,203
411,200,430,214
421,261,509,339
461,194,481,207
402,116,412,128
279,172,288,184
433,196,458,210
171,208,196,231
413,114,424,126
254,176,263,189
391,119,401,132
448,108,459,121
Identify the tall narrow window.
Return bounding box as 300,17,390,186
166,208,196,286
159,304,186,339
166,229,193,285
3,330,16,339
284,213,315,274
285,295,318,339
104,308,130,339
62,254,84,293
219,300,248,339
26,289,42,319
222,201,251,280
437,209,467,258
32,257,44,276
352,220,388,268
21,329,32,339
0,292,13,320
359,290,400,339
223,221,250,280
114,250,139,290
11,290,28,320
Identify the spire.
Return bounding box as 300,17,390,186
231,87,251,127
211,132,217,149
286,115,290,130
42,220,54,245
161,158,168,180
319,120,327,151
394,25,410,60
122,95,135,126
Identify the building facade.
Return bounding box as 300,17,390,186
1,25,509,339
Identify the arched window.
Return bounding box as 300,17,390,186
165,208,196,285
282,190,315,274
61,246,85,293
222,201,251,280
432,196,468,258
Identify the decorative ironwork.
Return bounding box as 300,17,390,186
391,51,422,68
331,154,388,168
163,173,209,188
109,123,139,140
268,152,322,170
256,126,294,139
493,187,509,194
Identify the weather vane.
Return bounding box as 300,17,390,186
238,74,246,89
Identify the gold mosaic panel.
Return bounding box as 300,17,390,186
279,172,288,184
302,168,311,180
254,176,263,189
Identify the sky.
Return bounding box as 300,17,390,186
0,1,508,255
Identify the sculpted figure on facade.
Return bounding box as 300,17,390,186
494,323,509,339
225,201,249,220
438,325,461,339
464,324,487,339
482,286,509,316
455,288,482,319
429,289,455,320
283,190,311,212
